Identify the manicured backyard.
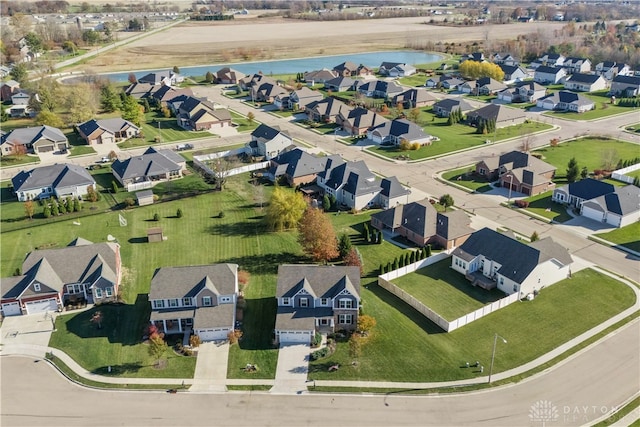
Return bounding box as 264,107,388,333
594,222,640,253
309,268,635,382
533,137,640,182
392,259,505,320
441,166,493,193
118,112,212,149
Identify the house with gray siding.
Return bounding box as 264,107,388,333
247,124,294,160
111,147,186,188
1,126,68,156
274,265,360,344
12,163,96,202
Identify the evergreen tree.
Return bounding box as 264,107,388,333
566,157,579,183
323,194,331,211
426,244,432,257
338,233,353,259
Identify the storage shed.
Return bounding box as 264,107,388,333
136,190,154,206
147,227,164,243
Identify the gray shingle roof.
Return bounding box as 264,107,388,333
276,307,331,330
466,104,526,124
149,264,238,300
270,148,331,179
193,304,235,330
566,73,602,84
561,178,615,201
380,176,410,199
452,228,571,284
12,163,95,193
436,210,473,240
2,125,66,147
111,147,183,181
276,265,360,300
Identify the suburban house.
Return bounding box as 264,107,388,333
215,67,246,84
303,69,338,84
12,163,96,202
536,90,594,112
124,82,155,99
426,75,463,89
336,107,389,136
562,57,592,74
356,80,404,99
499,64,528,83
274,87,323,111
563,73,607,92
465,104,527,129
111,147,186,188
391,88,438,108
1,125,68,156
378,62,416,77
274,265,360,344
323,76,357,92
552,179,640,227
451,227,573,298
534,66,567,84
332,61,373,77
609,75,640,97
460,52,485,63
11,91,30,106
247,124,294,160
77,118,140,145
595,62,632,80
317,158,408,210
267,148,333,186
1,238,121,317
148,264,238,342
371,201,473,249
432,98,476,117
531,53,566,68
475,150,556,196
378,176,411,209
460,77,507,95
250,78,288,103
137,70,183,86
7,90,34,118
497,81,546,103
305,97,351,123
0,80,20,102
441,77,465,90
367,118,432,146
238,73,268,91
491,53,519,66
151,86,194,107
175,96,232,131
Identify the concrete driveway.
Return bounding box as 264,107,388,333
189,340,229,392
271,343,310,394
0,312,56,348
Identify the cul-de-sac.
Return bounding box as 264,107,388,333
1,1,639,426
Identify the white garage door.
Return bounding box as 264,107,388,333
1,302,21,316
582,206,604,223
196,328,229,342
25,299,58,315
278,330,312,344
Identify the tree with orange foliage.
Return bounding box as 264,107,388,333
298,207,339,263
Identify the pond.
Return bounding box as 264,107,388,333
102,50,443,82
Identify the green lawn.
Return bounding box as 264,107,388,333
230,111,260,133
544,91,633,121
309,268,635,382
392,259,505,320
441,166,493,192
533,137,640,181
520,191,573,223
119,113,212,149
397,73,429,87
625,123,640,133
594,222,640,253
368,117,552,161
0,154,39,168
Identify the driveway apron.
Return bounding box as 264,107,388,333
270,343,310,394
189,341,229,392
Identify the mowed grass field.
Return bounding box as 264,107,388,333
392,259,505,320
309,268,635,382
534,137,640,182
594,222,640,253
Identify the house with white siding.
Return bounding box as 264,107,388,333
534,66,567,84
451,228,573,298
564,73,607,92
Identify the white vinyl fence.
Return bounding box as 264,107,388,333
126,181,154,192
193,148,269,178
611,163,640,184
378,252,518,332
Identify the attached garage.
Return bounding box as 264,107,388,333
195,327,231,342
36,145,55,153
581,203,605,223
25,298,58,315
277,330,313,344
1,302,21,316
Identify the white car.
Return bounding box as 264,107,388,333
97,157,111,163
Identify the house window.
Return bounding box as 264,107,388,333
34,283,41,292
105,288,113,297
338,314,353,324
319,318,329,326
67,284,83,294
499,277,504,285
169,299,178,308
338,299,353,309
300,298,309,308
153,300,165,309
220,296,232,303
320,298,329,306
479,168,486,175
182,297,192,307
185,318,193,326
95,288,103,298
282,297,290,306
513,284,518,292
202,296,212,307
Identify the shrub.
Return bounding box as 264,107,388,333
219,211,225,218
183,348,193,356
176,208,183,218
189,335,201,348
124,198,135,207
311,332,322,348
153,213,160,221
228,329,243,345
310,347,329,361
515,200,530,208
411,142,420,150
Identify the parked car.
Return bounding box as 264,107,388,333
176,143,194,151
97,156,111,163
